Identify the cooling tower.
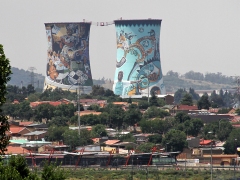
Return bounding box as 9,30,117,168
113,19,166,97
44,22,93,94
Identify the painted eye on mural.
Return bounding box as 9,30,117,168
138,27,144,33
142,40,149,47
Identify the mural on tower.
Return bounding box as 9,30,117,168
44,22,93,93
113,19,166,97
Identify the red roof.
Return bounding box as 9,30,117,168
200,140,212,145
177,105,198,110
30,101,62,108
9,127,26,134
104,140,120,145
80,99,98,103
5,146,28,154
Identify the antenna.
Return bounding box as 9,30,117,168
28,67,37,87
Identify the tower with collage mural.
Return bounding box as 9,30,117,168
44,22,93,94
113,19,166,97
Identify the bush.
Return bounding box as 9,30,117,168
41,161,68,180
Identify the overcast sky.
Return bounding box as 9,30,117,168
0,0,239,80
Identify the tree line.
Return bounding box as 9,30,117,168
167,70,236,85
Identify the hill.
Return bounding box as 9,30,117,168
8,67,235,92
8,67,45,89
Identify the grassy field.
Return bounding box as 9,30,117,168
63,168,240,180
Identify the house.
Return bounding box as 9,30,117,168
38,141,69,153
157,95,174,105
134,133,153,144
30,101,66,108
5,145,28,155
23,131,48,141
6,125,31,138
25,123,48,131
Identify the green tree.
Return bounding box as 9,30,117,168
162,129,187,152
174,112,191,123
63,129,93,150
197,94,211,110
0,44,11,155
91,85,105,96
9,155,30,179
34,103,55,122
54,104,75,118
91,124,107,137
41,161,67,180
18,101,33,120
224,128,240,154
148,134,162,144
149,91,159,106
201,122,218,139
143,106,170,119
189,88,200,101
119,133,136,142
47,126,68,141
136,142,155,153
217,120,233,141
174,89,187,104
48,116,69,127
138,101,149,110
180,93,193,106
123,104,142,126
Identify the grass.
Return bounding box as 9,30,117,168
63,167,240,180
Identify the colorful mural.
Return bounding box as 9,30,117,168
113,20,166,97
44,23,93,93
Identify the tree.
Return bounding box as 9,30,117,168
41,161,67,180
0,44,11,155
123,104,142,126
91,124,107,137
189,88,200,101
174,112,191,123
197,94,211,110
182,118,203,137
47,116,69,127
162,129,187,152
47,126,68,141
119,133,136,142
148,134,162,144
180,93,193,106
224,128,240,154
149,91,159,106
34,103,55,122
143,106,170,119
18,101,33,120
138,101,149,110
91,85,105,96
136,142,155,153
217,120,233,141
63,129,93,150
174,89,187,104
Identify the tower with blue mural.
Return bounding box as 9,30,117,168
113,19,166,97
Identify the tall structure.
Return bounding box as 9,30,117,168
28,67,36,87
113,19,166,98
44,22,93,94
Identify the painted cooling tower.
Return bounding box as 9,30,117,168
113,19,166,97
44,22,93,94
